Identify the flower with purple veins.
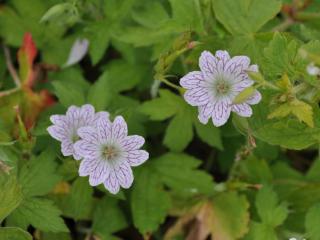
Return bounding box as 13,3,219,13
74,115,149,194
47,104,109,160
180,50,262,127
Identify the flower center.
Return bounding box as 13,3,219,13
103,145,119,161
216,81,230,94
71,134,79,143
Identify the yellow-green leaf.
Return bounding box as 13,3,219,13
268,99,314,128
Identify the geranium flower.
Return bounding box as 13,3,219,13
74,115,149,194
180,50,262,127
47,104,109,160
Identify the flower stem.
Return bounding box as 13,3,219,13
272,18,295,32
157,76,185,94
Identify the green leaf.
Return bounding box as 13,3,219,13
87,22,110,65
62,178,94,220
244,222,277,240
239,155,273,183
87,72,112,111
103,59,146,93
131,2,169,28
131,166,171,234
255,186,288,227
0,174,23,221
263,32,301,79
212,0,281,35
249,100,320,150
194,120,223,150
152,153,214,195
268,99,314,128
18,149,61,197
164,111,193,152
139,90,181,120
0,227,32,240
169,0,204,33
305,203,320,240
52,80,86,108
9,198,68,233
210,192,250,240
92,197,128,237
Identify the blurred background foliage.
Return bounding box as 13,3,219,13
1,0,320,239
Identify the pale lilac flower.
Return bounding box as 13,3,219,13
74,116,149,194
47,104,109,160
306,63,320,76
180,50,262,127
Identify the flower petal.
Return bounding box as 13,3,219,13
184,88,211,106
232,103,252,117
198,103,214,124
199,51,218,80
114,162,134,189
104,169,120,194
93,111,110,126
97,116,112,140
120,135,145,151
211,99,231,127
73,151,82,161
225,56,250,76
89,161,109,186
79,158,100,176
80,104,95,122
77,126,99,143
215,50,230,63
66,105,80,122
61,140,73,156
50,114,68,127
111,116,128,140
127,150,149,167
47,125,68,141
246,90,262,105
180,71,205,89
74,140,99,159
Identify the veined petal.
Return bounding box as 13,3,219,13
198,103,214,124
47,125,68,141
246,90,262,105
104,169,120,194
199,51,218,80
232,78,254,92
211,99,231,127
89,161,109,186
73,151,82,161
61,140,73,157
120,135,145,151
111,116,128,140
94,111,110,126
66,105,80,122
77,126,99,143
180,71,205,89
184,88,211,106
97,116,112,140
232,103,252,117
225,56,250,76
50,114,68,127
127,150,149,167
79,158,100,176
215,50,230,63
114,162,134,189
80,104,95,123
74,140,99,159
